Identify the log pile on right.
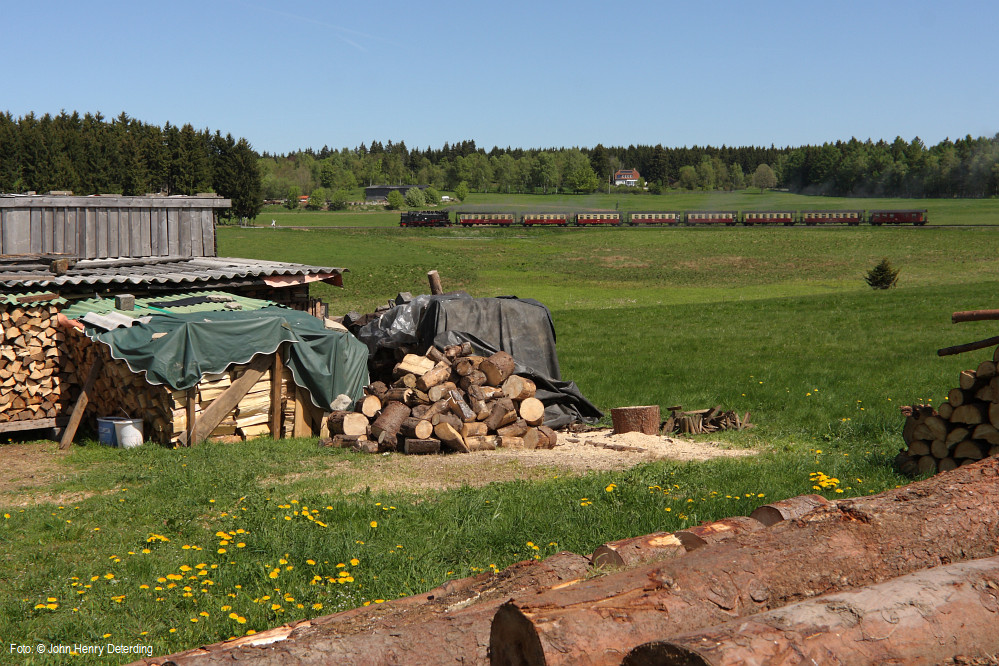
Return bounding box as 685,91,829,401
898,352,999,476
322,342,559,454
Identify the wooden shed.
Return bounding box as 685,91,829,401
0,194,348,439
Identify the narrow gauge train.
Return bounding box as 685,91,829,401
401,209,928,227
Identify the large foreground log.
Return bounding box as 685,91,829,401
622,555,999,666
489,457,999,666
139,552,590,666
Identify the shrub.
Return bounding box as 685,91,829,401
865,258,900,290
455,181,469,201
329,189,350,211
405,187,425,207
424,186,440,205
386,190,405,210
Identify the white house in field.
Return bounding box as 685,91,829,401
612,169,641,186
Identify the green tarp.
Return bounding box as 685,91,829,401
86,308,368,410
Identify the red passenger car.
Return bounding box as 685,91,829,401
456,212,516,227
575,212,622,226
686,211,739,226
629,212,683,226
522,213,569,226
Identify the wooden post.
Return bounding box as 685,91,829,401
427,269,443,295
58,356,104,450
270,345,284,438
937,335,999,357
185,388,196,447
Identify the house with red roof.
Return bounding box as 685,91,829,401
613,169,641,186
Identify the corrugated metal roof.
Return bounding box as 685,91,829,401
61,290,279,320
0,256,344,290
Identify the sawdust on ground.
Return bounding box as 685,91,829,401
1,431,756,505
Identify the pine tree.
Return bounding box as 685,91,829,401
865,258,900,289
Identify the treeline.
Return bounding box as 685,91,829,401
0,111,263,220
778,135,999,197
264,134,999,199
259,141,789,199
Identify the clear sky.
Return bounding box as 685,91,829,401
4,0,996,155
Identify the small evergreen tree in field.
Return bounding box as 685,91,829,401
386,189,405,210
865,258,900,289
405,187,425,207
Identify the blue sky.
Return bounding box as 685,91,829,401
4,1,996,155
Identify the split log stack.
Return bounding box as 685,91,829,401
661,405,753,435
62,326,310,446
321,343,558,454
898,353,999,476
0,297,76,426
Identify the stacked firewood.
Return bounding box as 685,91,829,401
62,326,300,445
0,299,75,424
898,356,999,476
662,405,753,435
321,342,558,454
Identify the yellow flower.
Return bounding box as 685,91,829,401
350,558,359,566
312,603,323,610
370,521,378,528
605,483,617,492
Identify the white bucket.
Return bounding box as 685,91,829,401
114,419,144,449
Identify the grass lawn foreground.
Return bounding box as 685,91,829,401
3,192,999,661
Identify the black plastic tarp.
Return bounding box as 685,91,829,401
358,294,602,428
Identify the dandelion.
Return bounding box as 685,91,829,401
370,521,378,528
350,558,359,566
605,483,617,492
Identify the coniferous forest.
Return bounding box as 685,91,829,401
2,111,998,221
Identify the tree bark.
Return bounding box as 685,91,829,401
622,556,999,666
747,494,830,526
611,406,661,436
144,553,591,666
489,457,999,666
369,401,410,442
480,351,516,386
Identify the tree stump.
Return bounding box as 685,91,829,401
611,405,661,436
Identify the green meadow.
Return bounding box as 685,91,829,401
4,194,999,661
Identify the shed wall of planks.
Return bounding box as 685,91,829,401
0,196,229,259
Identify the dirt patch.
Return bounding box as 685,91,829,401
264,430,756,495
0,442,104,507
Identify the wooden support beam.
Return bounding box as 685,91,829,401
952,309,999,323
59,356,104,450
185,387,196,448
937,335,999,357
270,345,284,438
178,353,272,446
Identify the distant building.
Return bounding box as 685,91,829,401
364,185,427,202
613,169,641,187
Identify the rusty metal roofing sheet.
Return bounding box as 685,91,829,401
0,256,344,290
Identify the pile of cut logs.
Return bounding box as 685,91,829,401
898,354,999,476
321,342,558,454
0,298,75,425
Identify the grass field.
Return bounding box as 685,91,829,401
4,204,999,661
249,191,999,228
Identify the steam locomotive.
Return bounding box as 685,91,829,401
399,209,928,228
